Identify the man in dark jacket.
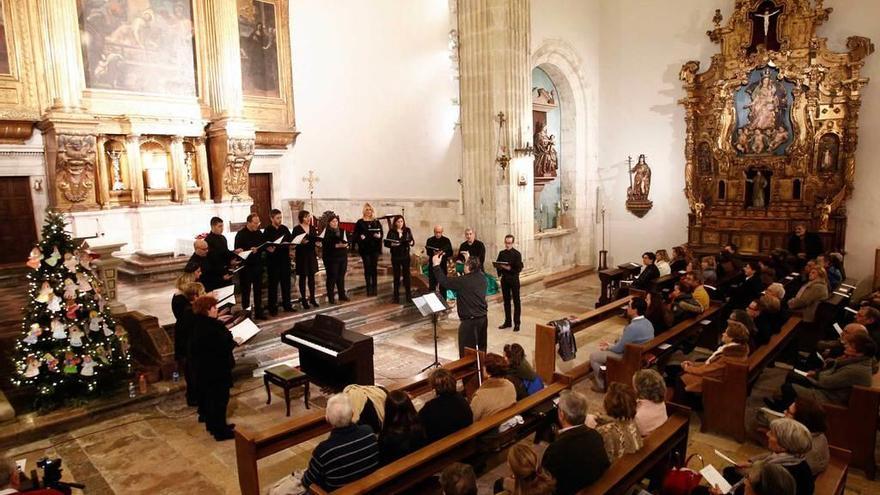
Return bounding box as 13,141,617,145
787,223,823,268
631,252,660,290
729,261,764,309
542,390,610,495
432,252,487,357
496,234,524,331
426,225,454,301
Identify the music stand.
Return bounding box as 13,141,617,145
412,293,448,372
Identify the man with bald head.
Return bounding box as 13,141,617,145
426,225,453,300
186,238,229,291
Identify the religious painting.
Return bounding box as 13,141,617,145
747,0,783,54
238,0,280,98
816,133,840,173
733,66,795,156
77,0,198,96
0,1,9,75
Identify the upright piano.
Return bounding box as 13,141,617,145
281,314,375,387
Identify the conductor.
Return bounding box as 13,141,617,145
431,252,487,357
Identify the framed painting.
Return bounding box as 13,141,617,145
0,1,9,75
77,0,198,97
732,66,796,156
238,0,280,98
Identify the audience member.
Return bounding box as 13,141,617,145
631,252,660,291
542,391,609,495
596,383,643,461
787,223,823,268
747,298,774,346
503,343,544,396
723,418,814,495
655,249,672,276
632,369,668,436
0,456,64,494
191,295,236,441
787,266,829,324
768,331,875,411
670,281,701,319
686,271,710,312
824,255,843,288
785,397,829,475
680,320,749,394
590,297,654,391
494,444,556,495
670,245,691,274
302,394,379,492
440,463,477,495
765,282,786,302
855,306,880,352
470,353,517,421
342,384,387,434
730,261,763,309
701,256,718,285
418,368,473,442
645,291,674,333
747,462,797,495
378,390,427,464
717,244,743,279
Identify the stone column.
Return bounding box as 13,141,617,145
125,135,144,204
94,136,110,207
195,137,211,201
38,0,84,111
458,0,533,263
169,136,187,203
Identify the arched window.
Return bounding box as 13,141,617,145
532,67,561,232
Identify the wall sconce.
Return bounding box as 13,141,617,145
494,111,511,171
32,178,42,191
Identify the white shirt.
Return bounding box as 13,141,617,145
656,260,671,276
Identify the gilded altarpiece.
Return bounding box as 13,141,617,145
0,0,296,211
680,0,872,255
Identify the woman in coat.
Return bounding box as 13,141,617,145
191,295,236,441
680,320,750,394
787,266,829,323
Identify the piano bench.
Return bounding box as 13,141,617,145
264,365,310,416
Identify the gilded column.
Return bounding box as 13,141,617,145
125,135,144,204
94,136,110,207
195,137,211,201
458,0,532,262
170,136,187,203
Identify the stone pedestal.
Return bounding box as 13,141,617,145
85,241,127,314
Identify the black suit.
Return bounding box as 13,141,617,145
542,425,610,495
234,227,265,314
496,248,523,327
192,314,235,434
787,232,823,262
263,224,293,312
426,235,454,299
631,263,660,290
730,274,763,309
204,232,234,292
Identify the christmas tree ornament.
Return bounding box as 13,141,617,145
50,319,66,339
44,353,58,372
24,323,42,344
69,326,84,347
27,247,43,269
45,247,61,267
65,300,81,320
62,352,80,374
47,295,62,312
76,272,92,292
63,279,77,299
36,282,53,303
96,345,109,364
80,355,97,376
24,355,40,378
63,253,77,272
88,312,102,332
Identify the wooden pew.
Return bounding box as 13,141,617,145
234,353,483,495
534,296,634,383
579,402,691,495
822,373,880,480
604,304,722,388
701,316,802,441
312,378,571,495
598,267,628,306
649,273,679,294
744,446,851,495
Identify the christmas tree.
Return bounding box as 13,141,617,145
12,210,131,406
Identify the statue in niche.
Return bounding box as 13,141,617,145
817,133,840,172
533,121,558,177
816,197,833,231
744,168,771,208
748,1,783,54
697,142,713,173
629,155,651,201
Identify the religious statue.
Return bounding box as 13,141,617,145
735,68,790,155
629,154,651,201
748,2,782,53
816,198,833,231
744,169,769,208
818,134,839,172
532,121,558,177
626,154,653,217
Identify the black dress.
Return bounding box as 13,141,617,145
354,219,383,296
384,227,415,302
192,314,235,436
292,224,319,304
322,228,349,303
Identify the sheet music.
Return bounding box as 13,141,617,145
214,285,235,303
229,318,261,345
793,369,809,377
833,291,850,298
759,407,785,419
700,465,731,493
318,229,326,239
713,449,739,465
237,249,252,260
423,292,446,312
273,235,285,244
844,306,858,315
292,233,307,245
833,322,843,335
841,283,856,290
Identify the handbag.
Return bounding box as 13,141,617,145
660,452,704,495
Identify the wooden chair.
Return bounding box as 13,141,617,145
701,316,801,441
311,378,572,495
822,374,880,479
604,303,721,388
234,351,483,495
534,296,634,383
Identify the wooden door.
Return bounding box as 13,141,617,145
0,177,37,265
248,173,272,228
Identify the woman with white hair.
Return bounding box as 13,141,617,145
302,394,379,492
722,418,814,495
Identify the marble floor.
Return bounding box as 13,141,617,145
3,274,879,494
